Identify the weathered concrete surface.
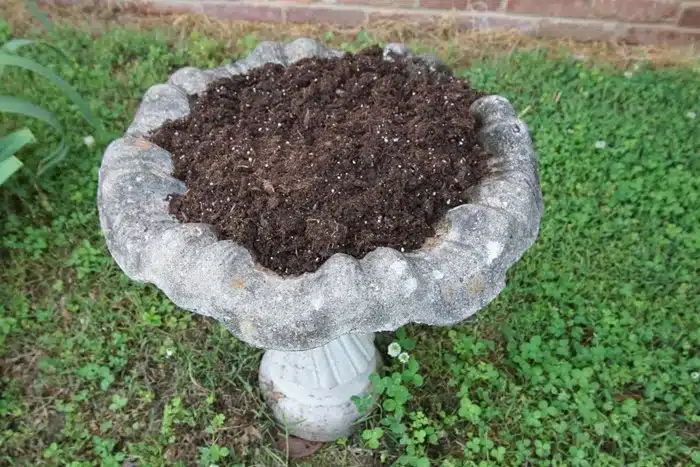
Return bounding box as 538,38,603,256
98,38,544,351
259,332,379,441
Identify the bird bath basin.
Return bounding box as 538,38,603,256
97,39,543,443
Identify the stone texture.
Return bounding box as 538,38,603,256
97,38,544,351
125,84,190,137
259,333,380,441
283,38,345,64
167,67,215,95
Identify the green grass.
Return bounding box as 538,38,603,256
1,18,699,467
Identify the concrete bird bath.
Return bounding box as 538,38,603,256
97,39,543,443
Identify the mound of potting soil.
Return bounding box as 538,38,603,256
151,46,490,275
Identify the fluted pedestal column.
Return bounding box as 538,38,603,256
259,333,380,441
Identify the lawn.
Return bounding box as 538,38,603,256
1,8,699,467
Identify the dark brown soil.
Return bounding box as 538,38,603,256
151,46,490,276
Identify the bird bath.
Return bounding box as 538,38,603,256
97,39,543,444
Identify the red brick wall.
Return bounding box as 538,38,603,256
150,0,700,44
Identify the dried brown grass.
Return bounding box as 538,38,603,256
5,0,698,69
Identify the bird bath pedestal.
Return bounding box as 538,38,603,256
97,39,543,443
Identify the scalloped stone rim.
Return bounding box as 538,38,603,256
97,38,544,351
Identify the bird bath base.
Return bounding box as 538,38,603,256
259,333,380,442
97,38,543,451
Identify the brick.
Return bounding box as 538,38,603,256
151,2,284,21
204,3,284,21
270,0,317,3
535,18,627,41
37,0,81,4
338,0,419,9
420,0,501,11
368,10,538,31
285,7,367,26
593,0,678,23
367,10,442,25
148,2,204,14
507,0,681,23
506,0,592,18
679,4,700,28
456,13,539,31
626,26,700,44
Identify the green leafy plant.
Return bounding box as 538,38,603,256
0,127,34,184
107,394,128,412
354,328,438,467
0,9,105,185
198,444,229,467
92,436,126,467
161,397,195,443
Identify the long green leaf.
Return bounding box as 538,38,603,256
2,39,36,53
37,138,68,175
0,53,103,131
0,128,36,164
24,0,56,37
0,129,34,185
0,156,24,185
0,95,68,171
0,40,33,76
0,95,63,132
1,38,72,61
0,39,70,77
